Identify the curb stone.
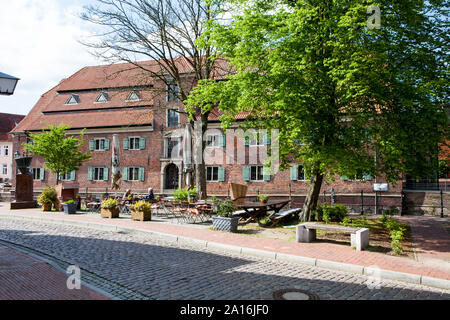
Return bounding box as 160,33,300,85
0,213,449,292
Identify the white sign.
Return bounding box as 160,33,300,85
373,183,389,192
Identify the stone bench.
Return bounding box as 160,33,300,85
296,222,369,251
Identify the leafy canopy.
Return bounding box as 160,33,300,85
186,0,449,182
24,125,92,178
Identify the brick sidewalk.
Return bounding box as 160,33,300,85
0,243,109,300
0,206,449,281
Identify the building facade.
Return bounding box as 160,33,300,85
0,113,25,182
11,59,428,213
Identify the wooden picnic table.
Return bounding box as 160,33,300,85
236,199,291,224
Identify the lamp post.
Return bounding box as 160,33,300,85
0,72,20,95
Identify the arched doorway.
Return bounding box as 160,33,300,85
165,163,179,190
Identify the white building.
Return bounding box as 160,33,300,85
0,113,24,182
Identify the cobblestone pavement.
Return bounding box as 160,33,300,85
0,217,448,300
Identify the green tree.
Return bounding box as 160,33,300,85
186,0,449,220
24,125,92,184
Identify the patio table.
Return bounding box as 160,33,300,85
236,199,291,224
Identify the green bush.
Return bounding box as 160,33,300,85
315,203,348,223
38,185,57,205
384,217,406,255
64,199,75,204
173,187,197,202
212,198,236,218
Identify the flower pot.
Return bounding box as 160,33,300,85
260,199,268,204
62,203,77,214
130,209,152,221
41,203,52,211
212,216,239,233
101,207,119,218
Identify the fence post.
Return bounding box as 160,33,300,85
361,190,364,215
441,189,444,218
331,187,335,206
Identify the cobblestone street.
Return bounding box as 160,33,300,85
0,217,448,300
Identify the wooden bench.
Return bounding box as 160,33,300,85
296,222,369,251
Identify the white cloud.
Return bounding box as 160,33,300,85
0,0,102,115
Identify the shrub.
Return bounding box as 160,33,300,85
173,187,197,202
316,203,348,223
38,185,57,205
101,198,118,209
258,194,269,201
384,217,406,255
130,200,151,212
341,217,352,227
64,200,75,204
212,198,236,218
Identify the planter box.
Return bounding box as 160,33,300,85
130,209,152,221
212,216,239,233
101,207,119,219
62,203,77,214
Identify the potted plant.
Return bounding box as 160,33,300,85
102,193,108,200
211,198,239,232
62,199,77,214
258,194,269,204
100,198,119,218
128,193,133,201
130,200,152,221
37,185,57,211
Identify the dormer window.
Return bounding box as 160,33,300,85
66,94,79,105
95,92,109,103
126,91,140,102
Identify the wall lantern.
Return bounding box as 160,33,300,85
0,72,20,95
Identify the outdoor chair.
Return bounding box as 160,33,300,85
265,208,302,227
230,182,248,206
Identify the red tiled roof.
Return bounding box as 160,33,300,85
0,113,25,141
23,108,153,131
195,107,250,121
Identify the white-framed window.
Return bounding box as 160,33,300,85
297,165,305,181
126,91,141,101
167,83,179,102
250,165,264,181
3,146,9,156
95,92,109,103
65,94,79,105
165,137,179,159
206,135,220,147
129,137,141,150
129,167,140,181
121,166,144,181
32,168,44,180
2,164,7,175
206,166,225,182
93,168,105,181
167,109,179,128
206,166,219,181
89,138,110,151
244,133,269,146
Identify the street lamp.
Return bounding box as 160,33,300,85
0,72,20,95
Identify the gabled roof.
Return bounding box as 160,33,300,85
0,113,25,141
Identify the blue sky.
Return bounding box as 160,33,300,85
0,0,104,115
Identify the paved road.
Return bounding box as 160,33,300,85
0,217,448,300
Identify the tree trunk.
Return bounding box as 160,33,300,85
300,169,324,222
194,113,209,200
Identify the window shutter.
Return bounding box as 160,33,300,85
218,166,225,182
140,137,146,150
40,168,45,180
103,167,109,181
139,167,145,181
243,166,250,181
104,138,110,150
122,167,128,181
123,138,129,150
88,168,93,181
220,134,226,147
89,139,94,151
290,165,298,181
70,170,76,181
263,167,271,181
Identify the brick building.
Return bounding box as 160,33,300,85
11,58,436,213
0,112,25,182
